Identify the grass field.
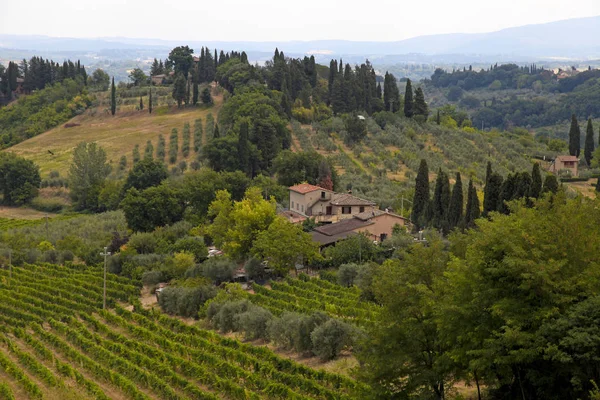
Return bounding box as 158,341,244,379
7,90,222,177
0,263,368,399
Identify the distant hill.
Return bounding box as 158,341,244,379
1,16,599,61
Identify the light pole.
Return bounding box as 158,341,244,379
100,247,111,309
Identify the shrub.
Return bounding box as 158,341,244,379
234,306,273,340
208,299,252,333
127,232,160,254
159,285,217,318
244,257,264,281
311,319,354,360
171,236,207,262
30,196,67,213
337,263,360,287
186,257,236,284
170,252,195,277
141,270,166,286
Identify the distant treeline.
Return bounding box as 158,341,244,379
0,57,87,97
428,63,553,91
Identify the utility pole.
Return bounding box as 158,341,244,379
100,247,111,309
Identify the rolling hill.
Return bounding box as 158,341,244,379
7,91,222,177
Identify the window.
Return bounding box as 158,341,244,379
296,203,299,211
342,206,352,214
291,201,294,209
321,191,326,199
326,206,332,215
301,205,304,213
380,233,388,242
359,206,365,213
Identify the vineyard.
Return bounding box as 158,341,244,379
250,278,380,328
0,263,368,399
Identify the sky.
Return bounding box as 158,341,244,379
1,0,599,42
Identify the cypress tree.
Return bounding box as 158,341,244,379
530,163,542,199
485,161,493,184
148,87,152,114
432,169,450,229
483,173,503,217
144,140,154,160
193,118,203,153
157,134,166,161
436,110,441,125
411,159,430,230
515,171,532,199
542,175,559,194
328,59,338,105
110,77,116,116
568,114,581,157
213,124,220,139
498,173,517,214
192,81,199,106
413,87,429,118
464,179,480,228
403,79,414,118
447,173,463,230
182,123,191,157
596,178,600,193
238,120,251,177
584,118,594,166
169,128,179,164
139,96,144,111
132,144,141,165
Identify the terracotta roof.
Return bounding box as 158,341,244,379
314,218,373,236
289,183,325,194
278,210,307,224
330,193,376,206
556,155,578,162
311,230,358,246
354,209,408,222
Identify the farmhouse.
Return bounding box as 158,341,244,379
288,183,376,223
310,208,409,247
548,155,579,177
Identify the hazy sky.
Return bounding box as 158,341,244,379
1,0,599,41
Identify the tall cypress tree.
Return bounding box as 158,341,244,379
413,87,429,118
568,114,581,157
483,173,503,217
403,79,414,118
139,96,143,111
464,179,480,228
110,77,116,116
411,159,430,229
584,118,594,166
432,169,450,229
213,124,220,139
447,172,463,230
596,177,600,193
485,161,493,184
530,163,542,199
498,173,517,214
148,87,152,114
542,175,559,194
192,81,199,106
